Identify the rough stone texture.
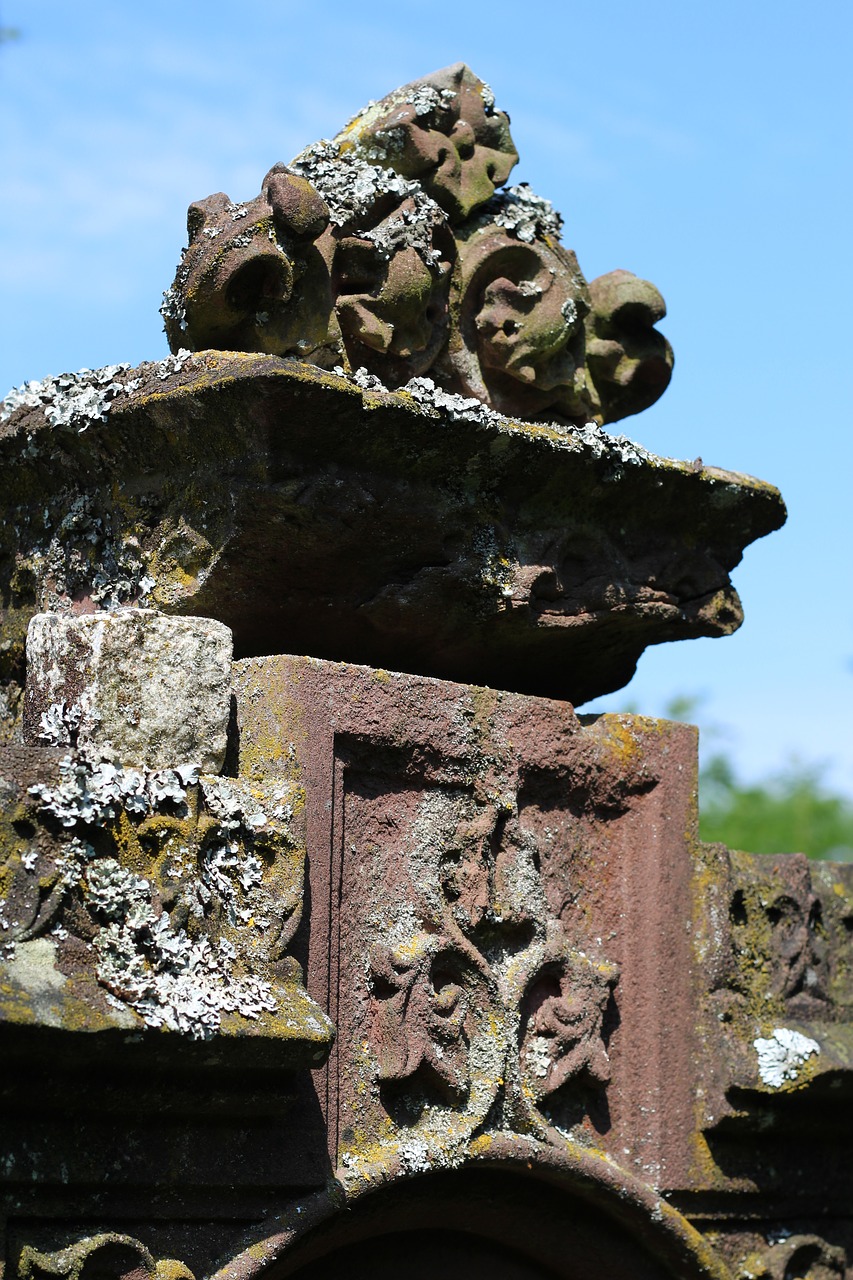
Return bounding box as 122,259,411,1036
1,650,851,1278
0,355,785,736
0,733,333,1048
22,610,233,772
160,64,673,426
233,656,707,1190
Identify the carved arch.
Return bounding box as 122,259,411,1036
211,1141,732,1280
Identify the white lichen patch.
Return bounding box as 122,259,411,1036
483,184,564,244
291,140,418,230
525,1034,553,1080
347,366,391,393
13,492,153,612
24,746,298,1038
562,421,649,467
403,375,513,429
29,751,200,828
362,188,448,269
160,279,188,334
1,365,133,432
36,698,89,748
754,1027,821,1087
89,857,276,1038
396,1135,433,1174
400,374,648,467
155,349,195,381
404,84,457,118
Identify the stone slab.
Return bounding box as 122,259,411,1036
232,651,705,1193
0,355,785,709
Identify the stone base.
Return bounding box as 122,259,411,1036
1,646,850,1280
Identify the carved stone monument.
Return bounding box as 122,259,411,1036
1,65,850,1280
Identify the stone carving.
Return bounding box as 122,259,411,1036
227,656,687,1175
711,851,832,1028
734,1234,847,1280
3,57,851,1280
694,844,853,1235
1,612,333,1053
163,64,673,426
2,739,311,1037
17,1235,193,1280
338,62,518,223
365,790,618,1127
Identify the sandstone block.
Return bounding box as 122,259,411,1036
23,609,232,771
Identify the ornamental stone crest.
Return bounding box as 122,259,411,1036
162,63,673,426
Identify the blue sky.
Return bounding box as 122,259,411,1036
2,1,851,794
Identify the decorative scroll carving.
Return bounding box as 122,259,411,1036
335,62,518,224
446,214,592,420
168,175,333,362
351,777,618,1138
735,1234,847,1280
163,63,672,426
722,852,830,1021
18,1235,193,1280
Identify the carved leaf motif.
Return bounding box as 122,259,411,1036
521,950,619,1101
370,934,470,1101
727,856,830,1019
367,786,619,1131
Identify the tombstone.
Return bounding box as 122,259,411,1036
1,64,850,1280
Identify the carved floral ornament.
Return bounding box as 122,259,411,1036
163,63,673,425
349,781,619,1150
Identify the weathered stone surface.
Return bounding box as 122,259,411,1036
22,610,233,772
222,653,851,1279
161,64,673,426
0,768,332,1062
1,647,851,1276
0,355,785,730
233,654,705,1189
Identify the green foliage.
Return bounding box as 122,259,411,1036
664,697,853,862
699,753,853,861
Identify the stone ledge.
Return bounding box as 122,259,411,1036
1,354,785,706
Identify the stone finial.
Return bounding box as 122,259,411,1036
334,62,518,223
23,609,233,773
162,64,673,426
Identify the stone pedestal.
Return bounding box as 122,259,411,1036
1,626,850,1280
